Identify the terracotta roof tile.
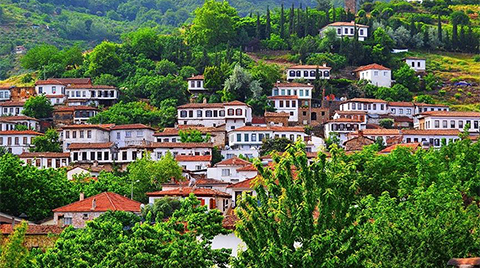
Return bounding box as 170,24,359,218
0,101,25,107
175,155,212,162
274,82,314,88
236,164,258,172
227,177,258,189
54,78,91,85
388,101,414,107
61,124,114,131
353,63,391,72
151,142,213,148
265,112,290,117
344,98,387,103
163,177,230,187
352,129,401,136
414,102,448,107
186,75,204,80
224,100,247,106
328,118,362,123
252,117,267,124
66,85,115,89
19,152,70,158
53,192,141,213
0,224,64,235
268,95,298,99
232,126,305,132
0,130,42,135
420,111,480,117
288,65,331,70
111,124,154,130
54,106,98,112
325,21,368,27
0,116,38,122
177,103,225,109
214,157,251,167
402,129,461,135
146,187,231,198
68,142,113,150
379,143,421,154
35,79,64,85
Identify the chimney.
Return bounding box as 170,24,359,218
358,130,363,137
93,160,98,167
79,192,84,201
91,198,96,210
203,98,207,104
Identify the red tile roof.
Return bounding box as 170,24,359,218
35,79,64,85
0,116,38,122
154,128,179,136
224,100,247,106
151,142,213,148
0,101,25,107
404,56,426,60
402,129,461,135
175,155,212,162
146,187,231,198
420,111,480,117
111,124,154,130
326,21,368,27
214,157,251,167
54,78,92,85
53,192,141,213
227,177,258,189
252,117,267,124
236,164,258,172
0,130,42,135
66,85,115,89
344,98,387,103
274,82,314,88
61,124,114,131
353,63,391,72
352,129,401,136
268,95,298,99
379,143,421,154
335,111,367,115
0,224,64,235
19,152,70,158
177,103,225,109
186,75,204,80
265,112,290,117
45,95,65,98
54,106,98,112
288,65,331,70
68,142,113,150
414,102,448,107
388,101,414,107
327,118,362,123
232,126,305,132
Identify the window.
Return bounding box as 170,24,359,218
52,86,56,94
73,152,78,161
296,71,301,77
337,28,341,34
450,120,455,128
443,120,447,128
180,111,187,118
64,217,72,225
189,110,193,117
244,134,249,142
391,108,396,114
76,91,80,97
310,71,316,77
344,28,348,34
83,213,89,220
82,91,86,97
417,62,421,67
237,133,241,142
434,120,440,128
350,28,354,34
80,130,84,138
66,131,70,139
475,121,479,129
359,29,364,35
459,121,464,128
324,71,330,77
91,152,95,160
137,131,143,137
104,152,109,160
116,132,120,139
38,87,43,94
132,151,138,160
123,151,128,160
222,169,230,176
411,62,415,67
197,110,203,117
300,90,304,97
23,137,27,144
399,108,403,114
292,101,296,107
190,81,195,88
286,101,290,108
406,109,411,115
219,110,225,117
273,89,279,95
259,133,264,140
235,109,242,116
373,104,376,110
0,137,2,145
206,110,212,117
197,81,201,87
352,103,356,110
374,71,378,76
227,108,234,116
279,101,283,108
304,71,308,77
289,71,295,77
126,131,132,138
252,134,257,142
97,152,102,160
281,89,285,95
305,90,309,97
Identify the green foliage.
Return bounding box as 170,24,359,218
306,52,347,71
474,55,480,62
0,153,77,221
14,124,29,131
71,172,130,198
439,89,446,96
246,95,274,116
38,197,230,267
374,84,413,102
30,128,62,153
394,64,420,91
86,41,122,77
179,129,211,143
20,45,83,78
141,197,182,222
22,95,53,119
0,221,29,268
223,64,261,102
155,59,178,75
423,73,441,91
261,34,288,50
249,61,282,95
379,118,394,129
259,137,294,156
415,94,435,104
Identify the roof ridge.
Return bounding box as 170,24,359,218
105,192,117,211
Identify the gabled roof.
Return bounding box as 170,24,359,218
35,79,64,86
232,126,305,132
236,164,258,172
343,98,387,103
186,75,204,80
288,65,331,70
274,82,314,88
68,142,114,150
0,116,38,122
404,57,426,60
61,124,114,131
401,129,460,136
55,78,92,85
66,85,116,89
224,100,247,106
353,63,391,72
325,21,368,28
0,130,42,135
175,155,212,162
19,152,70,158
419,111,480,117
0,101,25,107
111,124,154,131
388,101,414,107
352,129,401,136
379,143,421,154
214,157,251,167
151,142,213,149
146,187,231,198
54,106,99,112
52,192,141,213
227,177,258,189
177,103,225,109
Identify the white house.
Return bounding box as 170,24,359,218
177,101,252,130
151,142,213,161
66,84,118,107
353,63,392,88
206,157,256,183
324,117,367,145
402,129,461,148
414,111,480,134
53,105,99,124
146,187,231,214
404,57,426,73
270,82,313,123
320,21,369,41
0,116,39,131
388,102,415,118
110,124,155,148
68,142,115,164
0,130,42,155
187,75,206,94
35,79,67,105
286,65,331,81
19,152,70,169
61,124,113,152
339,98,389,115
0,87,11,101
0,101,25,116
175,155,212,172
414,103,449,114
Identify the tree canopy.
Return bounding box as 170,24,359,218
30,128,62,153
22,95,54,119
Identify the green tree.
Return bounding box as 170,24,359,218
394,64,419,91
259,137,294,156
222,64,261,102
179,129,211,143
0,153,77,221
123,27,161,59
22,95,53,119
155,59,178,75
30,128,62,152
185,0,238,48
87,41,122,77
374,84,412,102
20,44,59,71
71,172,130,198
414,94,435,104
379,118,394,129
204,63,230,94
0,221,29,268
141,197,182,222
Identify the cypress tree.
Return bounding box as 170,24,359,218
280,3,285,39
409,18,416,37
289,4,295,35
459,25,465,51
256,13,261,39
452,21,458,50
423,28,429,49
304,7,309,37
297,5,302,37
437,15,442,43
266,6,271,39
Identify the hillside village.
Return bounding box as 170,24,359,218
2,0,480,266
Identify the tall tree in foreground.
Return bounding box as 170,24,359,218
0,221,29,268
30,128,62,152
22,95,53,119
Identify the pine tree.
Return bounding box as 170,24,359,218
280,3,285,39
423,28,430,49
452,22,458,50
256,13,261,39
266,6,271,39
438,15,442,43
297,5,302,37
289,4,295,35
409,18,416,37
304,7,309,37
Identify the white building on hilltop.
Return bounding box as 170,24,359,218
286,65,331,81
404,57,426,73
320,21,369,41
353,63,392,88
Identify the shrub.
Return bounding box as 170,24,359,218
467,92,472,97
473,55,480,62
455,93,462,99
439,89,446,96
306,53,347,71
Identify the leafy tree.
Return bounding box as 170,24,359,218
71,172,130,198
249,61,281,94
87,41,122,77
179,66,198,79
247,95,274,116
22,95,53,119
374,84,412,102
14,125,29,131
179,129,211,143
204,64,230,94
141,197,182,222
394,64,419,91
39,198,230,267
122,27,161,59
0,153,77,221
0,221,29,268
222,64,261,102
30,128,62,153
379,118,394,129
414,94,435,104
259,137,294,156
20,44,59,71
185,0,238,48
155,59,178,75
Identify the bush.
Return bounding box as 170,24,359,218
439,89,446,96
262,34,288,50
473,55,480,62
306,53,347,71
455,93,462,99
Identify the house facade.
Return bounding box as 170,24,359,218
0,101,24,116
402,129,460,148
207,157,256,183
175,155,212,172
286,65,331,81
61,124,113,151
53,106,99,126
66,84,118,107
151,142,213,160
110,124,155,148
0,130,42,155
187,75,206,94
338,98,389,115
270,82,313,123
35,79,66,105
320,21,369,41
404,57,426,73
414,111,480,133
19,152,70,169
353,64,392,88
0,87,11,101
0,116,39,131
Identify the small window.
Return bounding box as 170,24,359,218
206,110,212,117
180,111,187,118
126,131,132,138
197,110,203,117
64,217,72,225
83,213,89,220
244,133,249,142
235,109,242,116
222,169,230,176
237,133,241,142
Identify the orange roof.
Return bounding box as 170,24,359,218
0,116,38,122
66,85,115,89
227,177,258,189
54,78,91,85
420,111,480,117
187,74,204,80
344,98,387,103
175,155,212,162
233,126,305,132
0,224,64,235
328,118,362,123
388,101,414,107
402,129,460,135
53,192,141,213
274,82,314,88
326,21,368,28
54,106,98,112
61,124,114,131
414,102,448,107
151,142,213,148
224,100,247,106
68,142,113,150
236,164,258,172
288,65,331,70
352,129,401,136
268,95,298,99
177,103,225,109
379,143,421,154
335,110,367,115
35,79,64,85
265,112,290,117
0,101,25,107
163,177,229,187
404,56,426,60
19,152,70,158
45,95,65,98
154,128,179,136
111,124,154,130
214,157,251,167
353,63,390,72
0,130,42,135
146,187,231,198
